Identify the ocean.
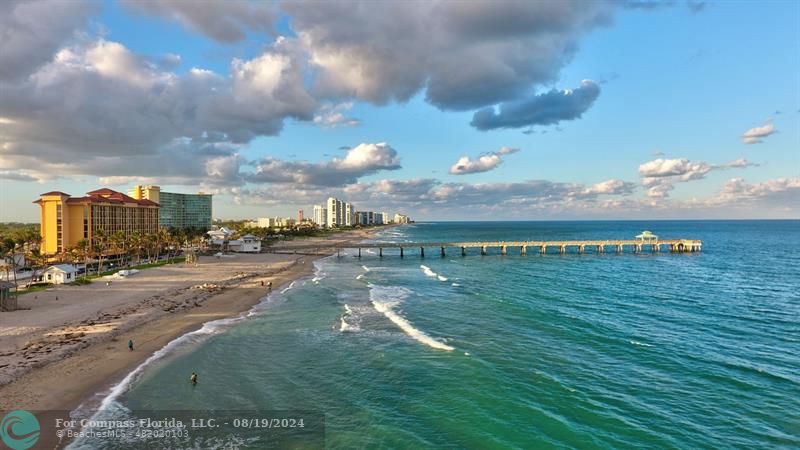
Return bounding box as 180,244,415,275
71,221,799,449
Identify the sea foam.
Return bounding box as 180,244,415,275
420,265,448,281
369,284,454,351
339,304,360,332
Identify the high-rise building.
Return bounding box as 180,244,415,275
394,213,410,224
326,197,339,227
344,202,353,226
382,212,390,224
129,185,212,230
313,205,327,226
34,189,160,255
326,197,356,227
298,209,304,223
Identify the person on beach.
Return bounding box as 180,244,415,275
268,281,272,291
260,281,264,287
128,339,134,351
190,371,198,385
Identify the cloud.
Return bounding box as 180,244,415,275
470,80,601,130
0,170,44,182
583,179,636,195
638,157,758,198
741,121,776,144
284,0,617,111
247,143,401,187
0,37,315,185
715,177,800,206
121,0,276,43
313,102,361,128
0,0,97,81
449,146,520,175
233,174,634,213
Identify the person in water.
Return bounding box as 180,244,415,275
190,372,198,385
128,339,134,351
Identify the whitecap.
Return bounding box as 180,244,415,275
369,284,453,351
420,265,437,278
437,275,448,282
630,340,653,347
281,280,296,294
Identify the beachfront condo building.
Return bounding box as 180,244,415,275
394,213,410,224
313,205,327,227
34,189,160,255
326,197,355,227
355,211,384,225
129,185,212,230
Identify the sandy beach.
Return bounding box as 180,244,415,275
0,228,381,413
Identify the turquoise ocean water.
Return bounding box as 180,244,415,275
72,221,799,449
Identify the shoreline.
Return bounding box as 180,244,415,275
0,227,385,415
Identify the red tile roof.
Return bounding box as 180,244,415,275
36,188,159,207
39,191,70,196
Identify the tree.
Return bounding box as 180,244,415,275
75,238,90,280
94,228,108,275
129,231,143,266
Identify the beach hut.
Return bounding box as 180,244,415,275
0,281,17,311
228,235,262,253
635,230,659,243
42,264,78,284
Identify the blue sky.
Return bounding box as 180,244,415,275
1,0,798,221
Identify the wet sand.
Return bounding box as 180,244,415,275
0,228,381,413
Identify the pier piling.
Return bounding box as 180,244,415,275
276,238,702,258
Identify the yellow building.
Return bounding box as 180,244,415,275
34,189,160,255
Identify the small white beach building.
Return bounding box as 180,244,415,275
228,234,261,253
42,264,78,284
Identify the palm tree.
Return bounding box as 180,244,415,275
0,237,16,289
129,231,143,266
111,230,125,269
75,239,90,280
156,228,170,261
17,228,42,286
94,228,108,275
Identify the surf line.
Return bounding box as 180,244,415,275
420,265,448,281
371,299,454,351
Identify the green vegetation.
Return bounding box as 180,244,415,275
2,222,204,291
17,282,54,295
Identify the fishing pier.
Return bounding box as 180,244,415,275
270,237,702,258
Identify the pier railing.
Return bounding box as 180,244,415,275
267,239,702,257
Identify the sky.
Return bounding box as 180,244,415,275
0,0,798,222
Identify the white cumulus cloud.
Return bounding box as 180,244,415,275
449,147,520,175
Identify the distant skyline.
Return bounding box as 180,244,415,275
1,0,798,222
